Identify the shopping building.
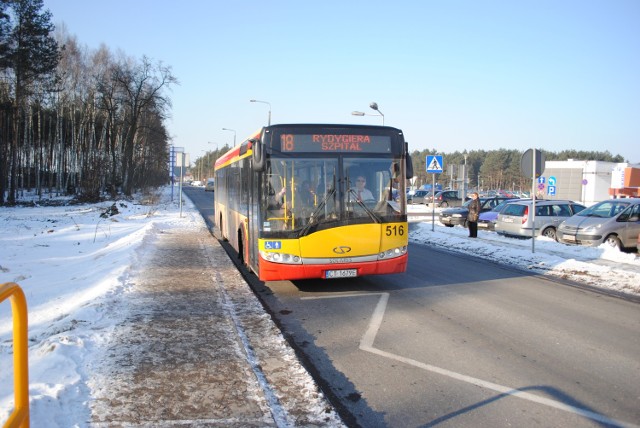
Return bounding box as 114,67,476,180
540,160,640,205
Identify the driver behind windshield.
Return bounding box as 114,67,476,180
351,174,374,202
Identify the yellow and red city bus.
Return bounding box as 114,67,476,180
214,124,413,281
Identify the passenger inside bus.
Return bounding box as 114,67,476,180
289,181,315,226
297,180,315,207
263,178,289,231
267,184,287,210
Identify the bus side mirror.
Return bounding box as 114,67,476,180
251,139,265,171
405,142,414,179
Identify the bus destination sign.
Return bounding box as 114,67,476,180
280,134,391,153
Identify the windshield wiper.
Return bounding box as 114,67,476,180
299,187,337,237
347,189,382,224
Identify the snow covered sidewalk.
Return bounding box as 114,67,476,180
89,216,341,427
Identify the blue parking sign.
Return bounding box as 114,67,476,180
548,185,556,196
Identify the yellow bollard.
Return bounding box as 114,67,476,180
0,282,29,428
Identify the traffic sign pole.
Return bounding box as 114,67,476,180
432,174,436,231
426,155,444,231
532,148,536,253
522,148,545,254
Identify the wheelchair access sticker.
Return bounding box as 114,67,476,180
264,241,282,250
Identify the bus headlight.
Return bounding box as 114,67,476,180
260,251,302,264
378,246,407,260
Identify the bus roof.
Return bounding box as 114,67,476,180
214,123,405,170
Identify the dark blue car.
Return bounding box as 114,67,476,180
439,197,514,227
477,198,524,230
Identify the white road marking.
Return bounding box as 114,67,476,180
303,292,638,428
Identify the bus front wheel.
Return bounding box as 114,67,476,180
238,229,246,265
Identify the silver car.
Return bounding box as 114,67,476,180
407,189,430,204
495,199,586,240
557,198,640,250
204,178,215,192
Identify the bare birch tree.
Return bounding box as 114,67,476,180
112,55,177,196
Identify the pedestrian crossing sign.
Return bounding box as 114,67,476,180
426,155,443,173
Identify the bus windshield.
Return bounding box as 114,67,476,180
262,156,403,235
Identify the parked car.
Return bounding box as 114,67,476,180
204,178,215,192
637,231,640,252
407,189,431,204
496,199,586,240
384,187,400,201
477,198,525,231
557,198,640,250
431,190,466,208
439,197,513,227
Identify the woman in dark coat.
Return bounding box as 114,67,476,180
467,192,481,238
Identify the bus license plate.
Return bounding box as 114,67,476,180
326,269,357,279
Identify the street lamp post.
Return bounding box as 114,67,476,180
249,99,271,125
200,150,206,181
222,128,236,146
463,153,468,200
207,142,218,178
351,102,385,125
369,102,384,125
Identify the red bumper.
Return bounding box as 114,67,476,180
258,254,408,281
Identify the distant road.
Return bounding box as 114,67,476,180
182,185,215,228
184,186,640,428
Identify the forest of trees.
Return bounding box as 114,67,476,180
0,0,177,205
0,0,626,205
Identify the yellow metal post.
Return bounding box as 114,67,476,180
1,282,29,428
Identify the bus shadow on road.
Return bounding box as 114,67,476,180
419,384,627,428
292,246,539,295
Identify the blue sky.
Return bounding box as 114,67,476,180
45,0,639,163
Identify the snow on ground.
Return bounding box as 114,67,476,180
408,204,640,297
0,190,638,426
0,187,212,426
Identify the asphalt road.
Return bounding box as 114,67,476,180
184,186,640,428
